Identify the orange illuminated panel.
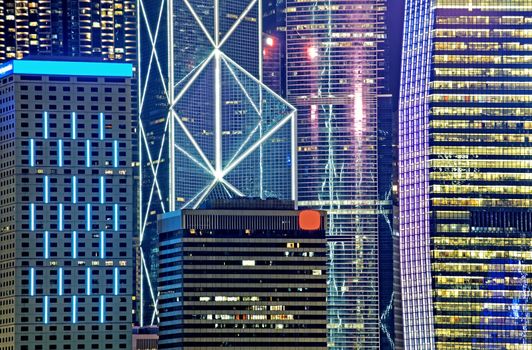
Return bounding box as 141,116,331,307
298,210,321,231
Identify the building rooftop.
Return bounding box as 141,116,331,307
159,198,326,234
0,59,133,79
201,198,295,210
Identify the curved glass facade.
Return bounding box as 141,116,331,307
400,1,532,348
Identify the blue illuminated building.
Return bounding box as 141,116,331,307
263,0,287,97
0,59,134,349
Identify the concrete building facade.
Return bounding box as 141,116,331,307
0,59,135,350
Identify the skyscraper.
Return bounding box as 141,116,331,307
158,199,327,349
286,1,388,348
0,0,137,62
400,2,532,348
377,3,396,348
263,0,287,97
0,59,134,349
138,0,297,325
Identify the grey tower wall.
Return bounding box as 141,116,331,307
0,62,134,350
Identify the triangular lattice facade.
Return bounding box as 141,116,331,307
137,0,296,325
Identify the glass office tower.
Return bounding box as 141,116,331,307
138,0,296,326
0,0,136,62
171,0,295,207
400,1,532,348
137,0,170,326
286,0,388,348
263,0,287,97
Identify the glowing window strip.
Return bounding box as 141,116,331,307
30,203,35,231
72,296,77,324
100,231,105,259
85,140,91,167
71,112,77,140
113,204,119,231
100,295,105,323
58,267,63,296
7,60,133,78
58,204,64,231
44,176,49,203
72,231,78,258
86,204,91,231
58,140,63,167
113,268,119,296
43,296,49,324
72,176,77,204
100,176,105,204
43,111,49,139
44,231,49,259
30,139,35,167
113,140,118,168
86,267,91,295
30,267,35,296
0,62,13,79
99,113,105,140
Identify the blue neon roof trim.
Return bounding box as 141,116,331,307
0,60,133,78
0,62,13,79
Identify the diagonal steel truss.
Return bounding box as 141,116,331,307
137,0,297,326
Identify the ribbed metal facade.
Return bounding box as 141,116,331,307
286,1,387,348
400,1,532,348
